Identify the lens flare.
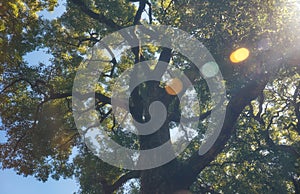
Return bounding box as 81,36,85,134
165,78,183,95
230,47,250,63
200,61,219,78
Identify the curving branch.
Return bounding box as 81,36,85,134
0,77,51,96
70,0,121,31
171,75,269,189
0,78,24,94
104,170,141,194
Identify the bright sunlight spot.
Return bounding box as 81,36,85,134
230,47,250,63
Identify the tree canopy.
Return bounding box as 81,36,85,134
0,0,300,193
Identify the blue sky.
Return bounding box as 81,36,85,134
0,169,78,194
0,1,79,194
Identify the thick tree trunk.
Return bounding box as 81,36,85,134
139,159,193,194
129,78,184,193
140,164,174,194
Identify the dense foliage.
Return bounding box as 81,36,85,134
0,0,299,193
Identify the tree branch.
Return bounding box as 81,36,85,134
181,110,211,123
146,1,153,24
293,82,300,135
0,78,50,96
70,0,121,31
153,48,172,79
173,76,269,188
133,0,148,25
104,170,141,193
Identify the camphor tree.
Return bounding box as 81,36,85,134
0,0,300,193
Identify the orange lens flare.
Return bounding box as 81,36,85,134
230,47,250,63
165,78,183,95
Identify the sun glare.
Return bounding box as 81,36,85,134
230,47,250,63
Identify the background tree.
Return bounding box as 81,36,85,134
0,0,299,193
